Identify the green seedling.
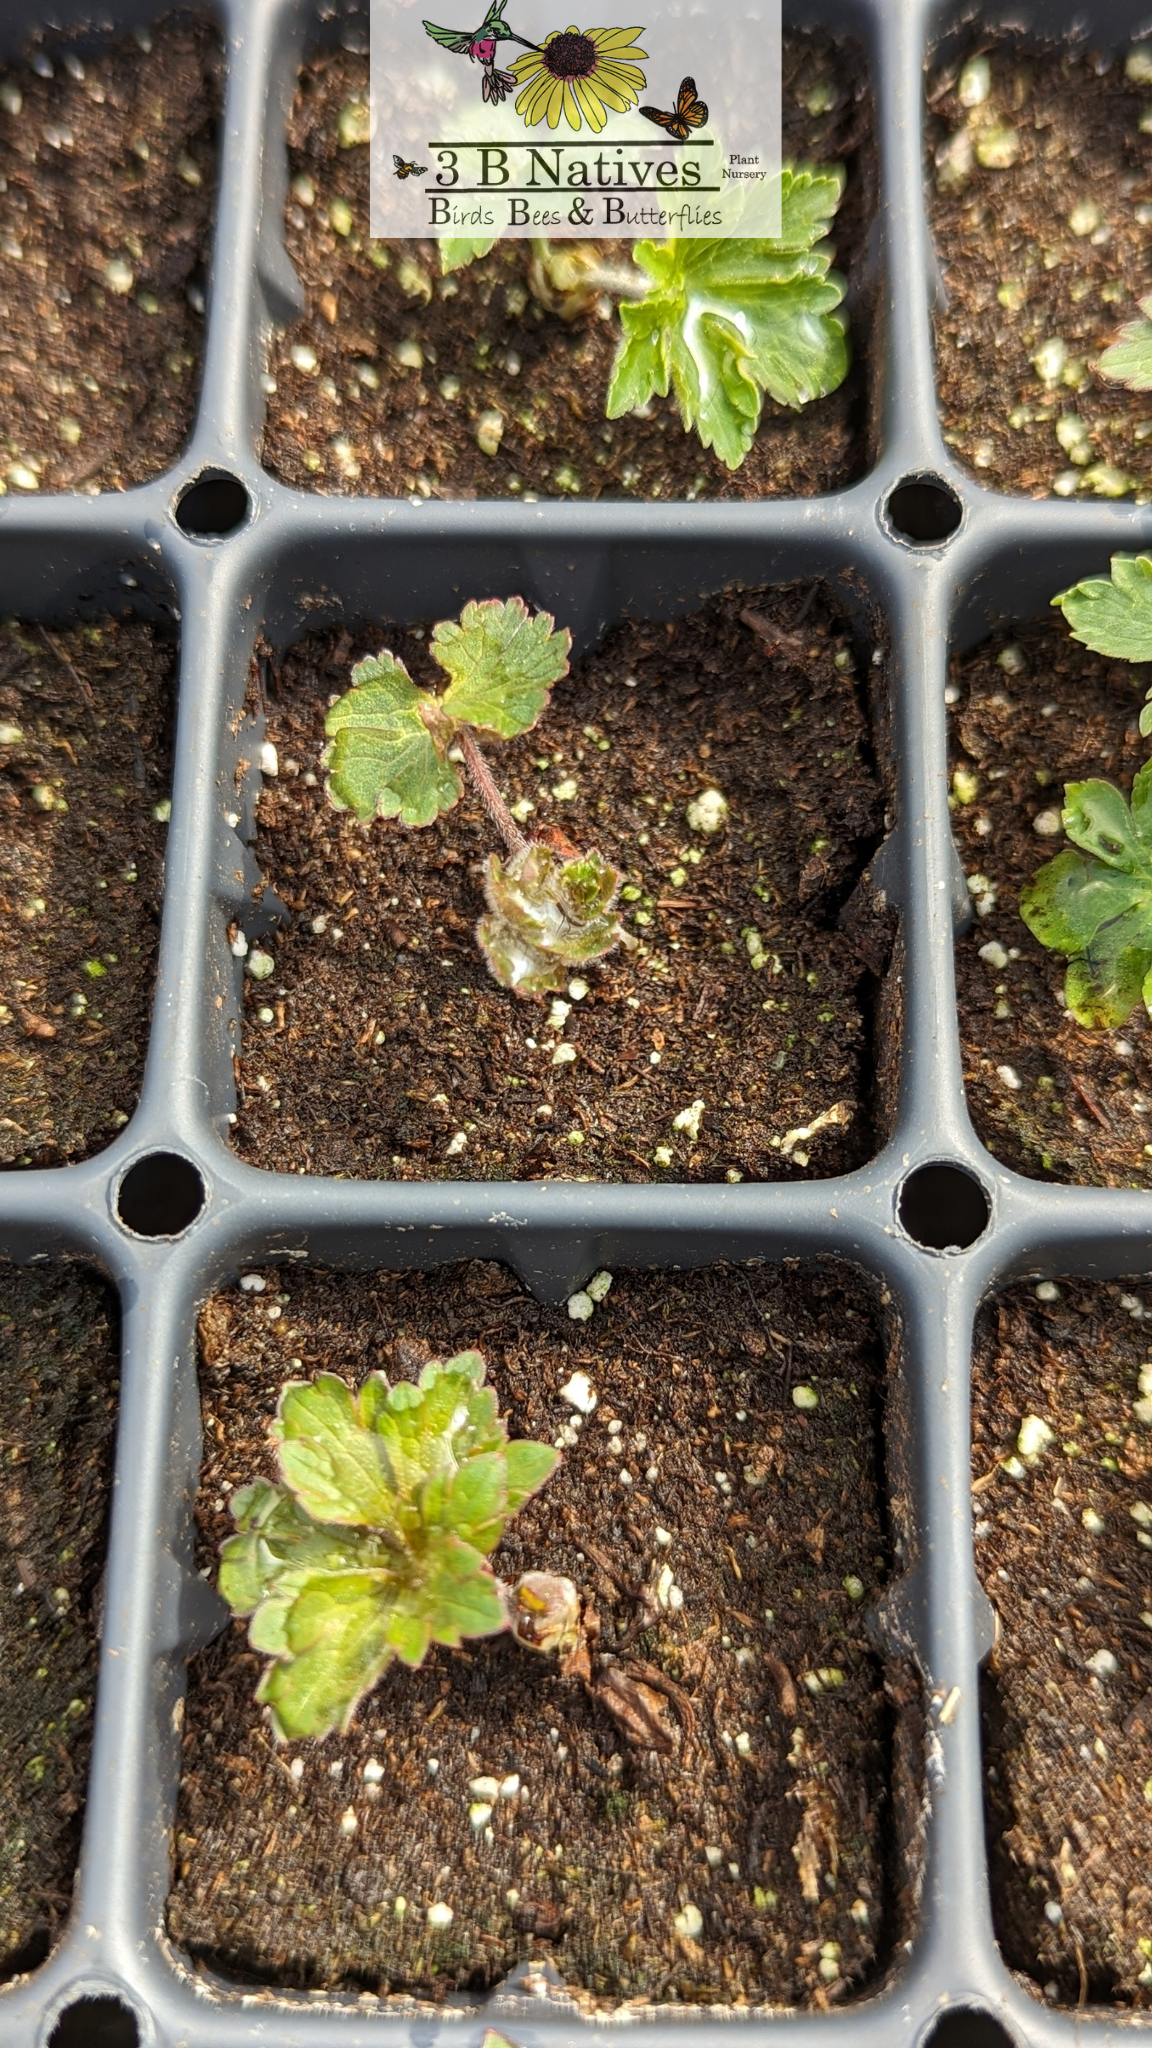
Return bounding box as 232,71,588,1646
323,595,623,995
1019,554,1152,1026
218,1349,559,1739
605,170,849,471
1098,292,1152,392
440,165,849,471
1051,552,1152,689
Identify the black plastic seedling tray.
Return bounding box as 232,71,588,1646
4,0,1152,2041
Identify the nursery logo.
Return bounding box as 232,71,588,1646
370,0,781,239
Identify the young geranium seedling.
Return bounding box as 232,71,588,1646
323,595,623,996
440,165,850,471
604,169,850,472
1019,554,1152,1027
218,1349,559,1739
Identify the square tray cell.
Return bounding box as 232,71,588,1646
0,613,174,1168
258,28,876,502
0,11,220,497
927,32,1152,502
168,1257,916,2008
974,1275,1152,2010
233,582,889,1184
948,612,1152,1188
0,1262,119,1983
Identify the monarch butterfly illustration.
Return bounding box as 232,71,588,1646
639,76,707,140
393,154,429,179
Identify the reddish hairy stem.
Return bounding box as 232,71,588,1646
459,727,527,857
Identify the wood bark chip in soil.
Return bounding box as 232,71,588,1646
259,34,876,502
234,585,888,1185
0,616,174,1169
975,1279,1152,2008
949,619,1152,1189
0,14,221,496
0,1265,118,1981
168,1259,921,2008
928,40,1152,500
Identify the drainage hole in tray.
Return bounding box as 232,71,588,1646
920,2011,1017,2048
885,473,962,544
175,472,250,536
116,1151,205,1237
48,1997,139,2048
898,1161,989,1252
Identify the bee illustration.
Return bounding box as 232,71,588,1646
640,75,707,141
393,154,430,179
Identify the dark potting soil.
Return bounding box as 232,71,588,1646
949,618,1152,1188
167,1258,918,2008
233,586,887,1185
0,1265,118,1980
927,40,1152,500
0,13,220,496
0,616,174,1169
974,1279,1152,2008
259,34,876,502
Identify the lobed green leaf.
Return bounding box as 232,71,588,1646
218,1480,381,1612
438,1449,507,1551
1062,777,1152,867
1053,553,1152,664
1019,771,1152,1029
371,1352,504,1498
275,1373,400,1528
606,167,850,471
256,1570,399,1739
422,1530,507,1644
431,597,571,738
324,649,462,826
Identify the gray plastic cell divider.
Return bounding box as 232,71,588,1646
3,0,1152,2040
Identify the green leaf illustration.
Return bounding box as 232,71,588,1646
1053,553,1152,665
606,167,849,470
324,649,462,826
219,1349,559,1738
1098,292,1152,391
1020,765,1152,1028
431,597,570,738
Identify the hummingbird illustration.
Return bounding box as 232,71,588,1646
423,0,537,103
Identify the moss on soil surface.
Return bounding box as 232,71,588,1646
949,618,1152,1187
168,1258,920,2008
928,39,1152,500
0,616,173,1167
976,1279,1152,2007
0,13,220,494
259,33,875,501
0,1266,118,1979
234,585,887,1184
